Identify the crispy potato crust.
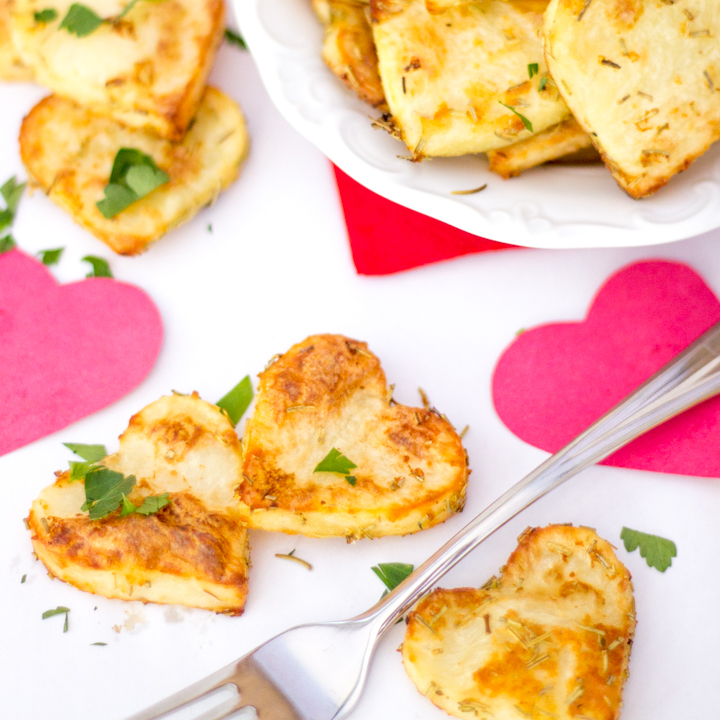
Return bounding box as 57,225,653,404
370,0,570,157
544,0,720,198
27,393,250,615
317,0,386,108
238,334,469,539
11,0,224,139
0,0,33,80
403,525,635,720
488,116,596,178
19,86,249,255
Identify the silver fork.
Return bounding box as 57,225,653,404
128,320,720,720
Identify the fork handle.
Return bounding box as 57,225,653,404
364,320,720,634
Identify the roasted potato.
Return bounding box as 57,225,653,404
20,86,249,255
544,0,720,198
403,525,635,720
370,0,570,157
11,0,224,139
0,0,33,80
488,116,596,178
237,334,469,540
27,393,251,615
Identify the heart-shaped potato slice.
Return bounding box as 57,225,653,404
370,0,569,157
544,0,720,198
237,334,468,539
11,0,224,139
19,86,248,255
403,525,635,720
27,393,250,615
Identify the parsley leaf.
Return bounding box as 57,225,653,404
538,76,548,92
34,8,58,23
119,0,167,18
216,376,254,425
82,255,113,277
64,442,107,462
59,3,103,36
37,247,64,266
372,562,414,598
96,148,169,218
42,606,70,632
81,467,136,520
528,62,539,78
499,102,533,132
21,574,26,583
120,492,170,517
1,176,26,216
0,235,15,254
314,448,358,475
224,28,247,50
91,642,107,646
69,461,95,481
620,527,677,572
345,476,357,486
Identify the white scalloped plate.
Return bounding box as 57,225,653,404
232,0,720,249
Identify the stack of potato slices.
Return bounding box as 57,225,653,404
313,0,720,197
1,0,249,252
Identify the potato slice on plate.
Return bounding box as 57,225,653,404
27,393,250,615
0,0,33,80
544,0,720,198
237,334,469,539
314,0,386,108
20,86,249,255
403,525,635,720
488,116,596,178
11,0,224,139
370,0,570,157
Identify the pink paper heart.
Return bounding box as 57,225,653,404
492,260,720,477
0,249,163,457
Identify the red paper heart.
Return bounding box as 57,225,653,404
0,249,163,457
492,260,720,476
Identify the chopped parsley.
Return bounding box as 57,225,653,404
1,176,25,249
37,247,64,266
42,606,70,632
620,527,677,572
224,28,247,50
528,63,539,79
0,235,15,254
538,76,548,92
82,255,113,278
59,4,103,37
81,467,136,520
34,8,58,23
345,476,357,486
371,562,414,598
314,448,358,475
64,443,107,462
216,375,254,425
120,492,170,517
91,642,107,646
21,574,26,583
96,148,169,219
499,102,533,132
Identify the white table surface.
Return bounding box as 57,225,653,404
1,36,719,720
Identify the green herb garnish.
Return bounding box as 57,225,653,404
0,235,15,254
82,255,113,277
21,574,26,583
120,492,170,517
96,148,169,219
499,102,533,132
59,3,103,36
1,176,26,217
91,642,107,646
69,461,95,481
620,527,677,572
371,562,414,598
345,476,357,486
42,606,70,632
64,442,107,462
528,63,539,79
314,448,358,475
216,375,254,425
538,76,548,92
37,247,64,265
224,28,247,50
81,467,136,520
34,8,58,23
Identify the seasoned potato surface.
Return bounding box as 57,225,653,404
11,0,224,139
544,0,720,197
0,0,33,80
27,393,250,615
20,86,249,255
370,0,569,157
403,525,635,720
238,334,469,539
